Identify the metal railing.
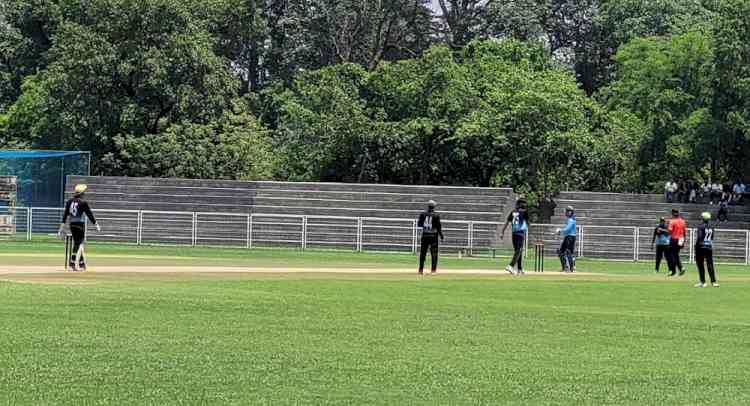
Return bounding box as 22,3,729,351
3,206,750,265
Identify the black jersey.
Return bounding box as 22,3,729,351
418,210,444,239
695,223,715,249
62,197,97,224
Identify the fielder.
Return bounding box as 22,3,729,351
417,200,444,275
58,184,100,271
556,206,577,273
694,212,719,288
650,217,670,273
667,208,687,277
501,198,530,275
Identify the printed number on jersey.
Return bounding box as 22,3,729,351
704,229,713,244
423,215,433,232
70,202,80,217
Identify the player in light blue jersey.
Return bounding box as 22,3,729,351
556,206,577,273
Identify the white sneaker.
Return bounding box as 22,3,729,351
694,283,707,288
505,265,516,275
517,269,526,275
712,282,720,287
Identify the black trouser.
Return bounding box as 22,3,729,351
655,244,669,272
70,222,86,264
695,247,716,284
419,235,439,273
668,238,683,274
559,236,576,270
718,208,728,222
510,232,525,270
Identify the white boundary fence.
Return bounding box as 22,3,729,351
3,206,750,265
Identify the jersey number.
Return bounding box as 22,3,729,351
423,216,433,232
704,229,713,243
512,213,520,225
70,202,80,217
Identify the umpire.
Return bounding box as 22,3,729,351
417,200,444,275
58,184,100,271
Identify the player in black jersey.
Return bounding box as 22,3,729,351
417,200,444,275
694,212,719,288
58,184,100,271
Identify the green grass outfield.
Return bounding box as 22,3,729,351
2,240,750,405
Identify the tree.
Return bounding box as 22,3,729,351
482,0,717,94
200,0,267,94
435,0,491,48
262,0,434,84
713,0,750,178
602,32,716,186
273,63,405,182
104,99,276,179
2,0,239,173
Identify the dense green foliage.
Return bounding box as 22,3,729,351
2,242,750,405
1,0,749,192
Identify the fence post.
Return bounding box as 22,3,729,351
357,218,363,252
467,222,472,256
686,228,695,264
191,212,197,247
635,226,641,262
246,214,251,249
412,220,418,254
248,214,253,249
579,226,584,258
302,216,307,250
746,230,749,266
137,211,143,245
26,208,32,241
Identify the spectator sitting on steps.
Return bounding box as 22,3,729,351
718,195,729,222
665,180,677,203
689,181,697,203
711,182,722,205
701,181,711,203
732,180,746,204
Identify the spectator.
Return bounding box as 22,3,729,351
718,195,729,222
665,180,677,203
732,180,746,204
689,181,697,203
711,182,722,205
701,181,711,203
677,181,688,203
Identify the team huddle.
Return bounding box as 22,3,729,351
418,199,720,287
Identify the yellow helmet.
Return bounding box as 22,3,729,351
74,184,88,194
701,212,711,221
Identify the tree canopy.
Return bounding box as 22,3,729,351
1,0,749,194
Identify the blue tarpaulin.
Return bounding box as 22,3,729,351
0,150,87,159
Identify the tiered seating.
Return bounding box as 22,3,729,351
551,192,750,229
65,176,514,252
534,192,750,263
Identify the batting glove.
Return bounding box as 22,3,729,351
95,223,101,232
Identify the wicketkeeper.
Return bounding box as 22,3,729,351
556,206,577,273
58,184,100,271
417,200,444,275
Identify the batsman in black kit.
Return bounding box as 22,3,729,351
418,200,444,275
58,184,100,271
